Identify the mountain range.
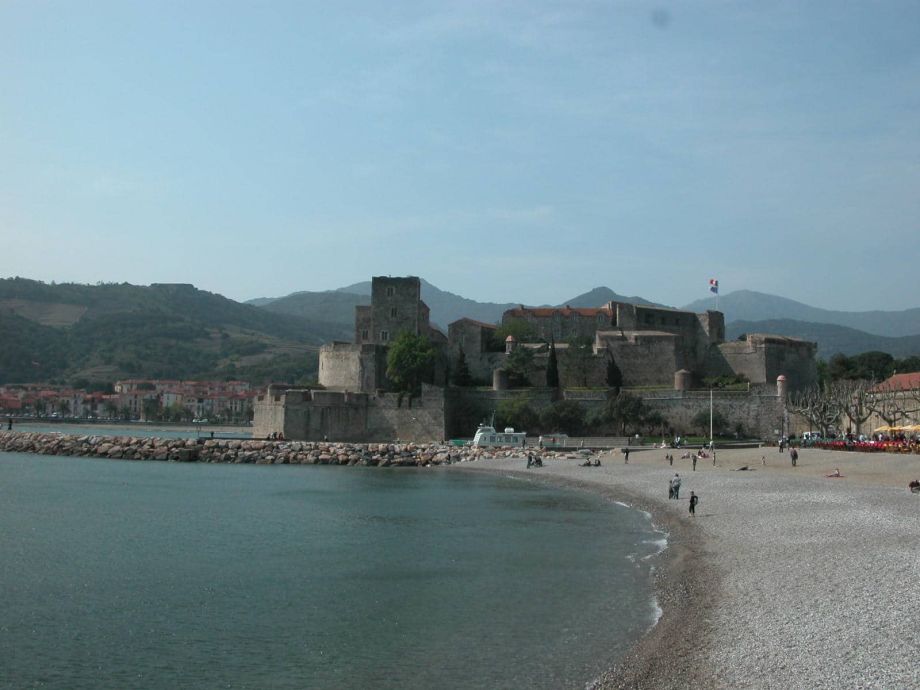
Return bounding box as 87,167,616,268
683,290,920,339
250,280,665,332
4,276,920,386
0,278,324,385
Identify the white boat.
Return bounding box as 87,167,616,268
472,424,526,448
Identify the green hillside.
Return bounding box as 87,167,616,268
0,278,322,385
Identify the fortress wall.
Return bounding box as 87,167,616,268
608,337,680,387
636,391,785,439
761,339,818,391
718,340,768,384
717,337,817,390
366,388,446,442
355,306,372,342
371,276,425,341
318,343,364,389
252,387,288,438
258,387,446,443
318,343,384,391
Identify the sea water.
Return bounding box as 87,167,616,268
0,452,663,690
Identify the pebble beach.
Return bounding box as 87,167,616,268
460,446,920,689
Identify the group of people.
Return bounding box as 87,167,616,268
666,473,700,515
525,453,543,468
909,479,920,494
580,458,601,467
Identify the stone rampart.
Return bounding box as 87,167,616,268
634,390,784,439
254,385,447,443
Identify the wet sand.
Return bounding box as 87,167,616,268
457,446,920,689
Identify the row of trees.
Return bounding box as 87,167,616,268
494,392,672,437
789,379,920,436
822,351,920,383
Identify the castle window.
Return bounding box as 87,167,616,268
386,286,395,297
390,307,397,317
380,330,389,342
361,329,368,341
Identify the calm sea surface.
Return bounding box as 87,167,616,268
0,452,663,690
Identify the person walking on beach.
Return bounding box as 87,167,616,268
688,491,699,517
791,448,798,467
669,453,673,466
670,474,681,500
692,454,698,471
624,447,630,464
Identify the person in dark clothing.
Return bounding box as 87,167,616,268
624,448,630,464
689,491,699,517
526,453,533,468
6,417,11,431
692,454,698,471
669,474,681,500
791,448,798,467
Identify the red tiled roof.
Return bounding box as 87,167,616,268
505,305,613,318
450,317,497,330
874,372,920,392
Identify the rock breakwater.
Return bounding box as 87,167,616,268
0,431,557,467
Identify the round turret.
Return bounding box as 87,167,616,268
777,374,788,398
505,334,517,354
493,368,509,391
674,369,692,391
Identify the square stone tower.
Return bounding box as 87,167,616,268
355,276,430,344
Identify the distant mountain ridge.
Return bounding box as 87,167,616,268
684,290,920,338
726,318,920,359
0,278,323,385
253,280,664,331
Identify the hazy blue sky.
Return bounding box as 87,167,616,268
2,1,918,310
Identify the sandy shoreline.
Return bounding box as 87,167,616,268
457,446,920,689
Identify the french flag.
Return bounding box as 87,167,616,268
709,278,719,294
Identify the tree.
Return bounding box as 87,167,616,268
691,409,728,435
386,332,436,396
564,336,594,387
142,398,161,422
605,353,623,389
451,350,474,387
835,379,874,435
602,392,652,435
866,383,916,429
504,346,535,387
492,318,539,349
546,339,560,388
539,400,586,435
788,384,843,436
496,397,539,434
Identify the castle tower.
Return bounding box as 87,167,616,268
355,276,430,344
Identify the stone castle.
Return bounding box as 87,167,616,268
254,276,817,442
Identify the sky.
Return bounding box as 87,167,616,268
2,1,919,311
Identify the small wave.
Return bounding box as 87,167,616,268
640,537,668,560
651,596,663,625
613,500,629,507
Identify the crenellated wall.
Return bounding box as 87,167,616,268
254,385,447,442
